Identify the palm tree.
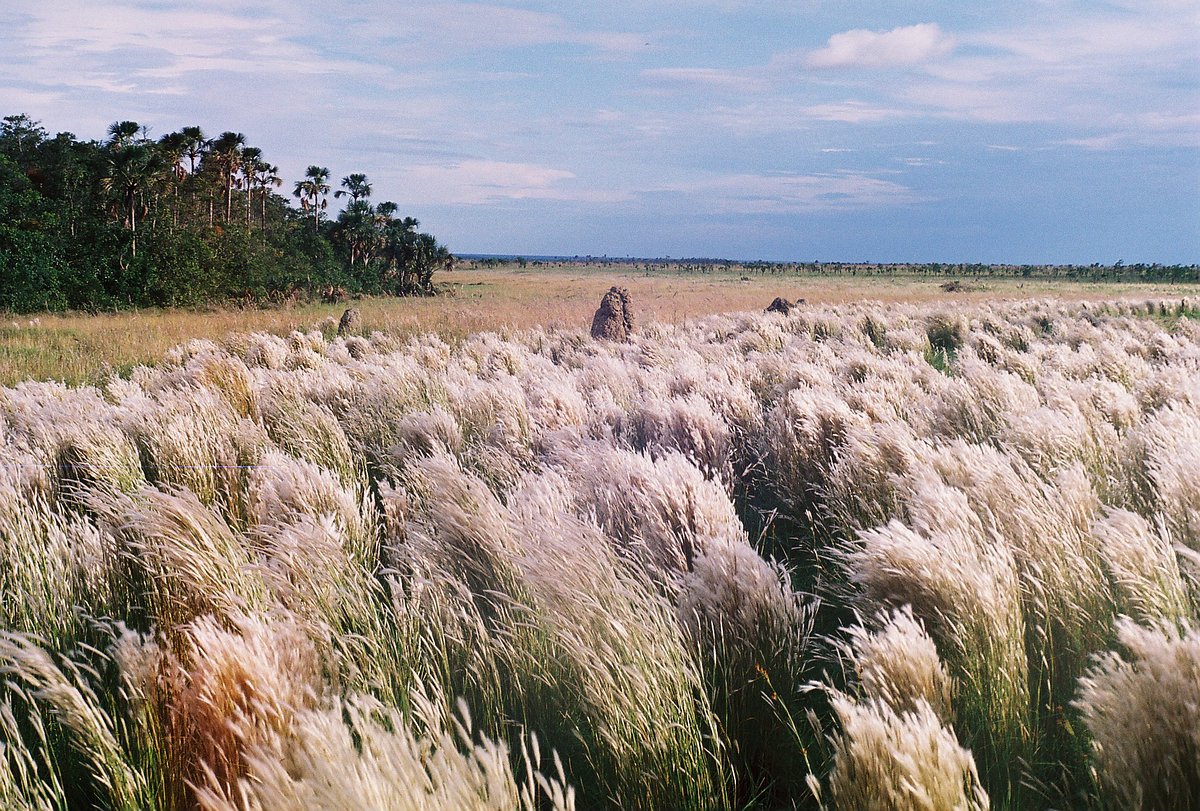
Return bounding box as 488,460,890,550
157,132,189,180
156,131,189,226
334,173,372,204
180,126,207,175
292,165,331,232
253,161,282,231
100,142,166,257
168,126,208,224
413,232,450,293
336,199,377,268
206,131,245,221
371,202,401,289
379,214,421,293
373,201,398,266
106,120,142,150
239,146,263,226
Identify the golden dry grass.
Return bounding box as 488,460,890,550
1,263,1196,386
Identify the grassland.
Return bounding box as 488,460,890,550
2,261,1197,386
0,270,1198,810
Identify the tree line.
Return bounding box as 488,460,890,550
0,114,452,312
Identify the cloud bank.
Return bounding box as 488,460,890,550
0,1,1194,261
806,23,956,69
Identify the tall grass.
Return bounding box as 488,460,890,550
820,695,990,811
394,455,726,809
194,697,577,811
0,295,1197,809
1075,618,1200,810
809,607,988,809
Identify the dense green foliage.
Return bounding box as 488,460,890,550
0,114,452,312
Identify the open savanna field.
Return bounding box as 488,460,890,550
1,269,1198,810
2,262,1196,386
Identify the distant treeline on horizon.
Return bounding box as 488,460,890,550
0,113,451,313
463,255,1200,282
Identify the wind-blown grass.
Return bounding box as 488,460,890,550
0,294,1197,809
1075,618,1200,811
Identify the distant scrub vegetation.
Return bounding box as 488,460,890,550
0,114,451,312
467,255,1200,282
0,296,1198,809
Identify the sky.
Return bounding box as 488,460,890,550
1,0,1198,263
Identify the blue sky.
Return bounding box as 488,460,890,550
2,0,1197,262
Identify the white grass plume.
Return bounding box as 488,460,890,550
99,486,268,632
842,606,954,724
1092,509,1193,624
820,694,989,811
195,697,575,811
846,485,1030,791
1075,618,1200,810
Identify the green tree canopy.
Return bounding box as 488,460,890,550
0,114,453,312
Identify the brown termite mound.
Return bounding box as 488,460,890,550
765,297,794,315
591,286,636,341
338,307,362,336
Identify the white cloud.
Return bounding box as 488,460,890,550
898,81,1050,123
346,3,649,60
1057,134,1127,151
806,23,955,69
686,97,908,137
968,16,1195,65
801,101,905,123
397,160,630,205
1,1,370,100
641,67,761,91
657,172,915,214
892,9,1200,143
396,160,917,215
17,5,261,55
1056,111,1200,151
